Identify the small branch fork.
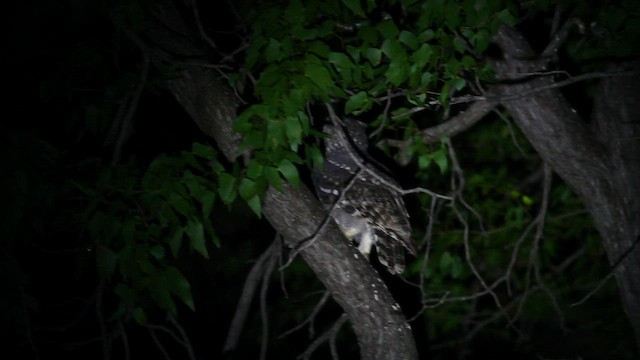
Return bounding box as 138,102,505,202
297,313,349,360
223,236,282,356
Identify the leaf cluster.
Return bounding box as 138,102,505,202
77,143,233,321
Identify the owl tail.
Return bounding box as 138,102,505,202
376,241,406,275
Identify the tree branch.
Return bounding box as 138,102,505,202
421,100,497,143
223,237,281,352
490,25,640,349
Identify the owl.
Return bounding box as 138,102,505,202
312,118,416,274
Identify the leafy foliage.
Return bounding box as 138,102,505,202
77,143,234,318
232,0,521,194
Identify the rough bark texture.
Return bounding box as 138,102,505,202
491,26,640,349
137,2,418,357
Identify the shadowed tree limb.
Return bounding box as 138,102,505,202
490,25,640,350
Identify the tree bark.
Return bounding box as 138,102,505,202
137,2,418,358
491,26,640,350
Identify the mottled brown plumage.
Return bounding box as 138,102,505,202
312,118,415,274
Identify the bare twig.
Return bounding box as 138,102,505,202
148,327,172,360
298,313,349,360
279,291,331,339
493,108,529,156
531,164,566,331
185,0,218,50
446,139,509,323
259,239,279,360
570,273,615,307
224,237,281,352
109,25,151,165
167,314,196,360
571,235,640,306
494,71,637,102
370,87,393,138
542,17,585,58
117,320,131,360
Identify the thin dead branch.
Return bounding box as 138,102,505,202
279,291,331,340
298,313,349,360
224,237,281,352
259,238,279,360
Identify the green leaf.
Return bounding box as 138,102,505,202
239,178,257,200
417,29,435,43
201,190,216,218
150,283,176,314
265,38,282,62
285,115,303,151
385,60,409,86
266,119,286,148
186,220,208,258
264,166,283,191
497,9,518,27
308,144,324,171
167,193,192,218
412,44,433,68
328,52,354,80
169,227,184,258
133,307,147,325
345,91,370,114
247,159,264,180
364,47,382,66
217,172,236,204
377,19,399,39
304,59,333,94
165,267,195,311
149,244,165,260
192,143,215,159
358,25,379,45
432,148,448,174
341,0,366,17
418,154,430,170
278,159,300,188
309,41,330,58
246,195,262,218
453,36,467,53
420,72,433,88
452,78,466,91
381,39,405,60
399,30,418,50
474,28,490,53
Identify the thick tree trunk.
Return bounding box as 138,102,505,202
491,27,640,350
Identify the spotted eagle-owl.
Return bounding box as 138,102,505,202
312,118,416,274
